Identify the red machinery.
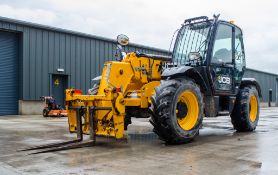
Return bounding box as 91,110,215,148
41,96,67,117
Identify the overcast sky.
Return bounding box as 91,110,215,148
0,0,277,73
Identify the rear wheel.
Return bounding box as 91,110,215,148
43,108,49,117
151,79,204,144
231,86,260,131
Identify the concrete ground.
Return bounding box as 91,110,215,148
0,108,278,175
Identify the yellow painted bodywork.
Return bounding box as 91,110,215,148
65,52,164,139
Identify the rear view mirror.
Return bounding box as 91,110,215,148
117,34,129,46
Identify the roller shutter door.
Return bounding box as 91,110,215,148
0,31,19,115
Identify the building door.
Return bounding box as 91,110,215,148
0,31,19,115
52,75,67,108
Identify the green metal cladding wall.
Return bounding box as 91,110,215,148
0,17,168,100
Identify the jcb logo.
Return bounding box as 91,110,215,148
218,76,231,84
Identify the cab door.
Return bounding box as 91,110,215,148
234,27,246,93
210,23,235,95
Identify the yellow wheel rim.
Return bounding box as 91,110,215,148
249,95,258,122
176,90,199,131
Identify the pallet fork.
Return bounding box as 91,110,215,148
19,107,104,154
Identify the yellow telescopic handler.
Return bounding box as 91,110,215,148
21,15,261,154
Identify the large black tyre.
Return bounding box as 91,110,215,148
231,86,260,131
150,79,204,144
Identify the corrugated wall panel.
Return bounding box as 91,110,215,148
59,33,66,73
35,29,43,99
10,18,262,103
54,32,59,72
85,39,91,91
9,23,17,31
65,35,70,75
80,38,86,91
90,40,96,79
16,25,23,32
99,41,104,66
76,37,81,89
18,32,23,100
109,43,112,60
69,35,76,88
29,28,36,99
95,40,100,76
2,22,9,29
65,35,71,77
22,27,30,99
48,31,54,74
42,31,49,96
244,69,277,102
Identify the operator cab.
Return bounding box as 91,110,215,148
168,15,248,116
172,16,245,94
171,16,245,92
210,20,245,95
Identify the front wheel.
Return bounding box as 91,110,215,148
231,86,260,131
150,79,204,144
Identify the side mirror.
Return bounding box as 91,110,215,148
117,34,129,46
188,52,201,61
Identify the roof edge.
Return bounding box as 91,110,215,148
246,68,278,77
0,16,169,53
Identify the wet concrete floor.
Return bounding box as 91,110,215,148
0,107,278,174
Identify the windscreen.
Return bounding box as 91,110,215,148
173,21,212,65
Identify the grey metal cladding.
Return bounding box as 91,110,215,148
244,69,278,102
0,17,168,100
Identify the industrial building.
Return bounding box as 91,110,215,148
244,68,278,105
0,16,277,115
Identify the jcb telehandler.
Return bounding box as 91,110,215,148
22,15,261,153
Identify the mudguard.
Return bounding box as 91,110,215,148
162,66,193,77
161,66,209,93
240,78,262,97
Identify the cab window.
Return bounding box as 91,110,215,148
234,27,245,82
211,24,233,64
